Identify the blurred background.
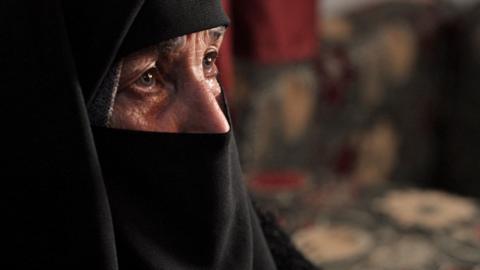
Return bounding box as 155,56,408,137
219,0,480,269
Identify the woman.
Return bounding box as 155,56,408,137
1,0,317,269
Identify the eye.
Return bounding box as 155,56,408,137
203,51,218,70
136,68,157,88
203,51,218,78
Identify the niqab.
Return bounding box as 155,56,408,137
1,1,277,269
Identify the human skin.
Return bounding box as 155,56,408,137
110,27,230,133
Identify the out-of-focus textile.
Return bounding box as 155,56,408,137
435,4,480,197
218,0,235,95
232,0,317,64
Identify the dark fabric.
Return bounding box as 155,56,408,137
255,208,320,270
93,127,277,270
119,0,230,58
1,1,119,269
434,5,480,198
87,62,122,127
1,0,276,269
62,0,143,105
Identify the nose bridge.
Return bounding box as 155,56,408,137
179,70,230,133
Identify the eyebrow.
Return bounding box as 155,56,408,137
208,26,226,42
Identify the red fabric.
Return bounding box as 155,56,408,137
233,0,317,64
248,170,307,193
218,0,235,97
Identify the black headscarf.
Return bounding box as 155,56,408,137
1,0,278,269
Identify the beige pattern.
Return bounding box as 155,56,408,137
374,189,478,229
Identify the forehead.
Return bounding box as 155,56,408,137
129,26,226,58
159,26,226,52
120,26,226,76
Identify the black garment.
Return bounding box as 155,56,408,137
255,207,319,270
92,127,276,270
1,0,278,269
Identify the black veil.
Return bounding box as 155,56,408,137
0,1,278,269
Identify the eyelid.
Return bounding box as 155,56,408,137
205,44,219,53
208,26,226,43
205,49,218,58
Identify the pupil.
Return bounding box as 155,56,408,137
204,57,212,66
142,72,154,85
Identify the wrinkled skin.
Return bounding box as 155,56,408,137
111,27,229,133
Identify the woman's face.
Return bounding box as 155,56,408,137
110,27,229,133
